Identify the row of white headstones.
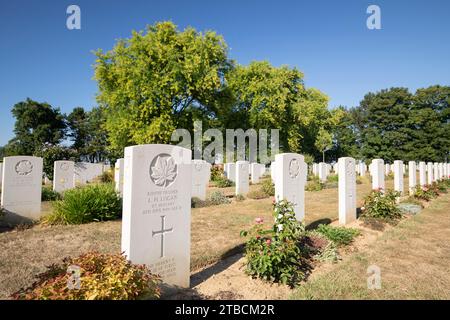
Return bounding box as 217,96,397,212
1,147,449,290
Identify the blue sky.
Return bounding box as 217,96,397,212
0,0,449,146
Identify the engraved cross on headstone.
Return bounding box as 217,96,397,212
152,215,173,258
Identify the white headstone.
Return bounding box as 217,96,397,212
235,161,249,195
408,161,416,195
0,162,3,189
371,159,385,190
1,156,43,223
359,162,367,176
445,163,449,179
427,162,434,185
393,160,404,194
338,157,356,225
270,161,276,182
114,159,124,196
53,161,75,193
318,162,327,182
121,144,191,288
274,153,306,221
419,161,426,187
192,160,210,200
312,163,318,176
250,163,262,184
225,163,236,182
385,163,391,176
433,163,439,182
438,163,444,180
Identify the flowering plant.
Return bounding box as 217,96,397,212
361,189,402,220
240,200,307,286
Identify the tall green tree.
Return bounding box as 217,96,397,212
5,98,66,156
357,88,413,162
409,85,450,161
67,107,111,162
315,127,333,162
330,106,360,160
94,21,233,153
226,61,330,154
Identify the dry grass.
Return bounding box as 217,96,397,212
292,191,450,299
0,175,435,299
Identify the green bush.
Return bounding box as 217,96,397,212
210,166,224,182
213,176,234,188
41,186,62,201
44,183,122,225
209,191,231,205
98,170,114,183
12,252,160,300
235,194,245,201
305,177,324,191
327,174,338,183
261,178,275,196
413,185,437,201
360,189,402,221
315,224,360,246
240,200,308,286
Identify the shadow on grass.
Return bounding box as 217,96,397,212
306,218,332,230
163,245,245,300
190,244,245,288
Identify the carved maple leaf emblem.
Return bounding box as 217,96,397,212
15,160,33,176
150,156,177,187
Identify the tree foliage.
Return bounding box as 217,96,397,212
4,98,66,156
333,86,450,162
94,21,232,153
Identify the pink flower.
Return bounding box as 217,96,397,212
255,217,264,224
266,239,271,246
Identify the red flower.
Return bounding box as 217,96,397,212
255,217,264,224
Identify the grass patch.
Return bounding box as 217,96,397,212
315,224,360,246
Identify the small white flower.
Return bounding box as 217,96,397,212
277,214,283,219
277,224,283,231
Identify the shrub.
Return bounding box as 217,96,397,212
247,189,269,200
434,181,448,193
210,166,224,182
12,252,160,300
327,174,338,183
305,177,324,191
44,183,122,225
240,200,308,286
214,176,234,188
413,185,437,201
360,189,402,221
191,197,208,208
41,186,62,201
98,170,114,183
261,178,275,196
209,191,231,205
235,194,245,201
315,224,360,246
